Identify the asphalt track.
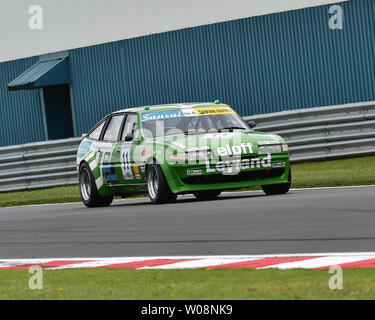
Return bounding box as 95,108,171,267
0,186,374,259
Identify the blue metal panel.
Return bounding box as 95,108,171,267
0,0,374,147
69,0,375,136
0,57,45,146
7,57,70,91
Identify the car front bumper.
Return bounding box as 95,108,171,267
161,153,291,194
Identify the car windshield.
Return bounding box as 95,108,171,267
141,108,250,138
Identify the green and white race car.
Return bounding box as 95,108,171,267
77,102,291,207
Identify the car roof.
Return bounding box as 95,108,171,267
111,102,230,114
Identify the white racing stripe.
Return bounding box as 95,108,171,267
140,258,257,270
2,252,375,270
48,257,149,270
261,255,375,270
89,160,98,171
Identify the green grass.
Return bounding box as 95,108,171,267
0,185,82,208
291,155,375,189
0,156,374,208
1,268,375,300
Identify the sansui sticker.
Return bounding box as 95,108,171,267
141,110,185,122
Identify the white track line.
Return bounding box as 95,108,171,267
3,252,375,263
140,258,256,270
48,258,150,270
262,255,375,270
2,252,375,270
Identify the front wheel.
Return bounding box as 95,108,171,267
79,162,114,207
193,190,222,200
261,168,291,196
147,162,177,204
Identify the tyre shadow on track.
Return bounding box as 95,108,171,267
109,192,275,207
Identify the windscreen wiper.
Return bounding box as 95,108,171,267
218,127,246,131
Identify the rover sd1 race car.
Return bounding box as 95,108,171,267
76,101,291,207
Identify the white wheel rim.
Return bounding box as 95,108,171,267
147,166,159,199
80,167,91,201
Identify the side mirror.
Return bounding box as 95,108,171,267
248,120,257,129
125,133,133,142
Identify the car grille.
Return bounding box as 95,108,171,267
181,168,285,184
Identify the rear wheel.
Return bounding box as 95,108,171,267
193,190,222,200
261,168,291,196
147,162,177,204
79,162,114,207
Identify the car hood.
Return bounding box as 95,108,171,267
154,130,286,157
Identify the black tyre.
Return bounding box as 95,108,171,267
147,161,177,204
79,162,114,207
261,168,291,196
193,190,222,200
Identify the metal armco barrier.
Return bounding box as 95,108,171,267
0,101,374,192
244,101,375,162
0,138,81,192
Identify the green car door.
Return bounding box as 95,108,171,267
117,113,147,190
99,114,125,186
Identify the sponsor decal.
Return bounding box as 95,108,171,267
187,169,202,175
103,154,110,163
217,143,253,157
102,165,118,183
134,163,141,179
140,164,146,173
141,106,234,122
77,140,93,160
271,162,286,168
140,148,149,161
141,110,185,122
181,108,198,117
194,106,234,116
121,145,134,180
206,154,272,173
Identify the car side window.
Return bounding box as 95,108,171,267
88,121,105,140
102,115,125,142
121,114,138,141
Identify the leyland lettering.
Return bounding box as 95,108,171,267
206,154,272,173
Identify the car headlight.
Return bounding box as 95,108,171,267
258,144,282,154
282,144,289,152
